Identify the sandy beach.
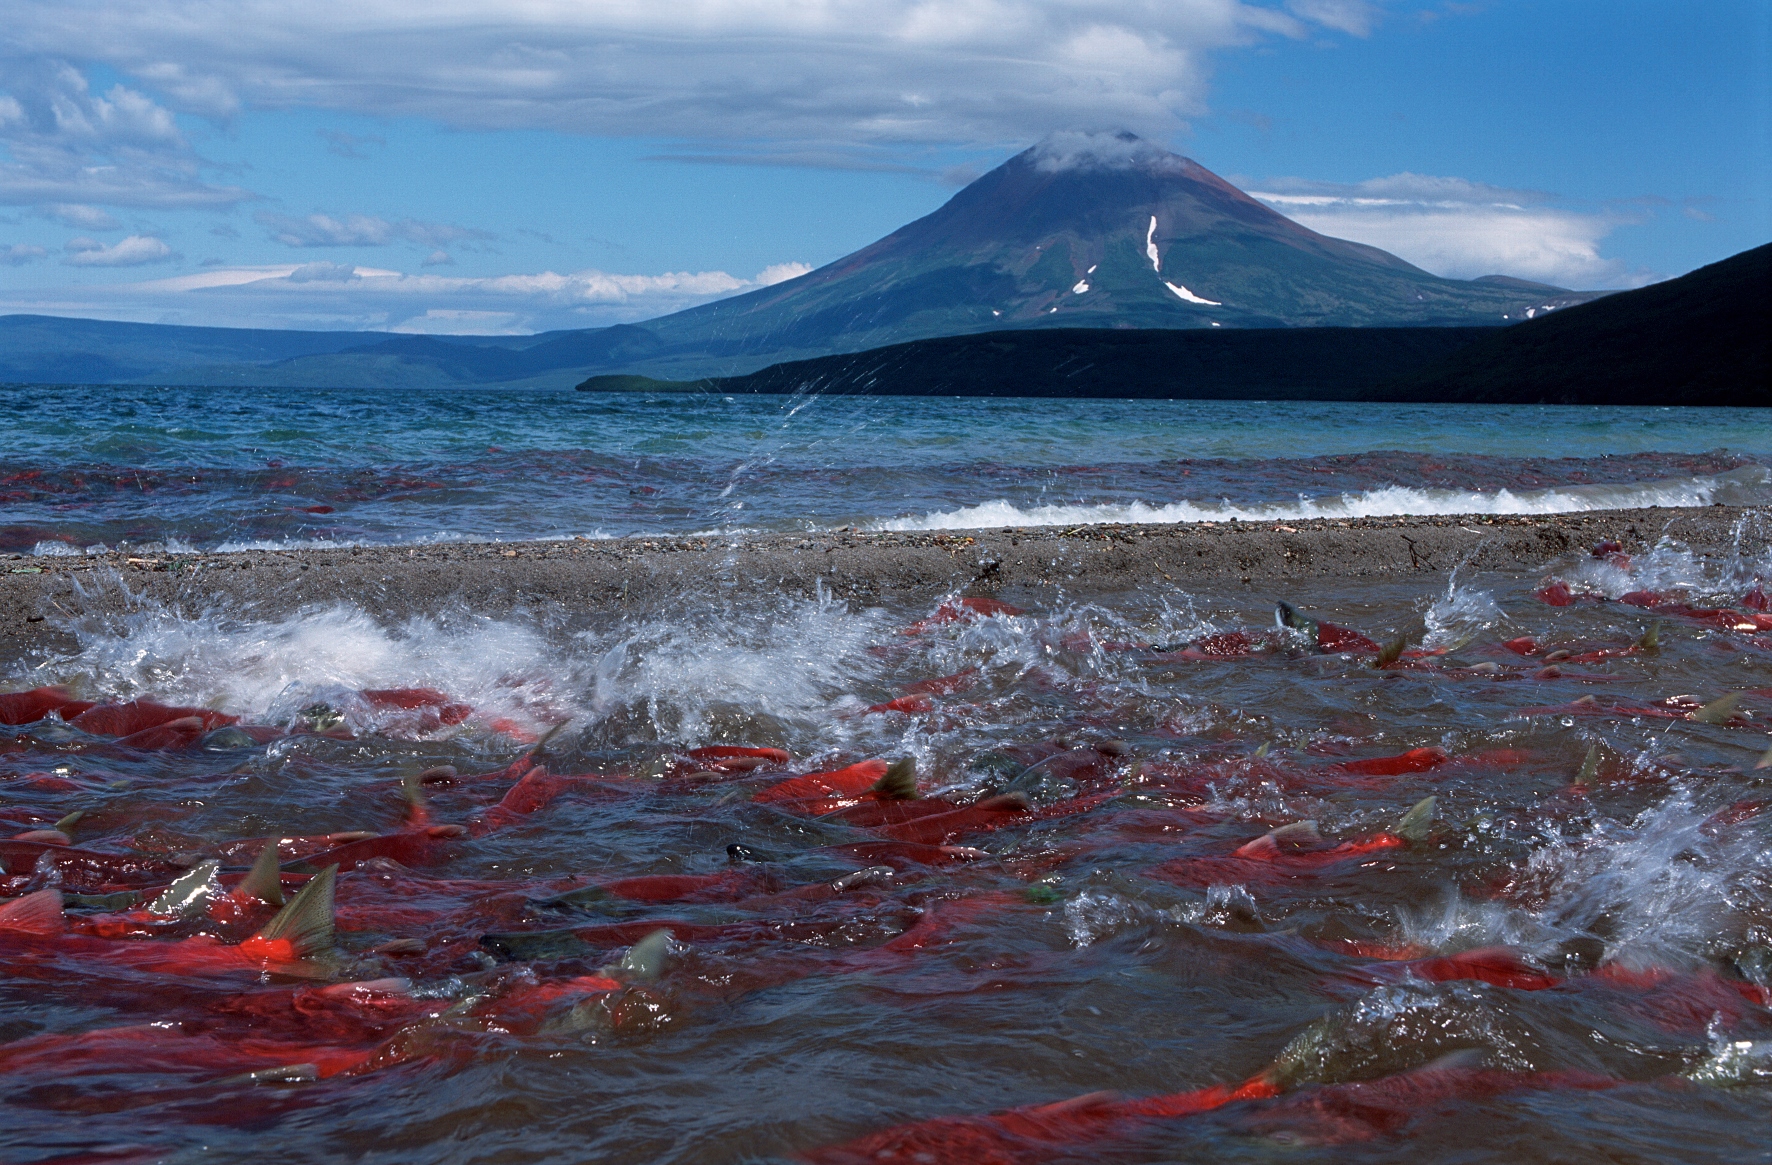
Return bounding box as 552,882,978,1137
0,505,1751,660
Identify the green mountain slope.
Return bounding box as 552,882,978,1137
1378,242,1770,405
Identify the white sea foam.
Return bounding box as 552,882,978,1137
1395,793,1772,973
1421,576,1507,652
26,580,582,737
580,584,892,746
874,465,1772,532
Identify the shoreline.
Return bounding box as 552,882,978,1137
0,505,1755,662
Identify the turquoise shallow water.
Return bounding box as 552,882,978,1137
0,386,1767,550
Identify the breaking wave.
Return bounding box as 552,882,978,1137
875,465,1772,531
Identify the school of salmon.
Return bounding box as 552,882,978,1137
2,523,1770,1163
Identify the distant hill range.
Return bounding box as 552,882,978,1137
581,242,1769,406
2,132,1618,390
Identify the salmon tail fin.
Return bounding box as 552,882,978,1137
400,771,430,827
1375,633,1407,669
1755,742,1772,771
150,859,222,917
238,843,285,907
0,888,64,934
253,864,336,958
52,810,84,836
1636,620,1661,651
1254,740,1270,758
1575,744,1600,787
1394,795,1436,842
871,757,920,801
530,718,573,760
604,927,674,982
1691,693,1742,725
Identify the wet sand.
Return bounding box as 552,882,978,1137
0,505,1752,662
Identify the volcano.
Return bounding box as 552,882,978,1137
0,132,1609,388
634,131,1601,375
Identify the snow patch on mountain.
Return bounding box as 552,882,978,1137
1166,281,1220,305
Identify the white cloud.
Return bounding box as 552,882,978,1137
0,258,813,332
1032,129,1191,173
0,2,1371,150
61,233,177,266
1249,173,1638,287
0,57,251,209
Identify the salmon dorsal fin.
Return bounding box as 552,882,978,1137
1575,744,1600,787
0,888,64,934
1236,819,1323,858
605,928,674,982
1636,620,1662,651
1393,796,1437,842
237,843,285,907
253,864,336,957
150,859,221,917
1690,693,1741,725
870,757,920,801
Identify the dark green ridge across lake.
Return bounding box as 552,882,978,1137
585,242,1769,406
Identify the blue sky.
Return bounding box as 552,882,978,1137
0,0,1765,333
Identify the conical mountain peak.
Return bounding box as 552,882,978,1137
633,136,1604,376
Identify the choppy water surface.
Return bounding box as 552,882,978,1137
2,527,1771,1162
1,385,1767,551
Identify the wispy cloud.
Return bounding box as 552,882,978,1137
62,234,178,266
0,1,1374,154
254,210,494,249
0,243,48,265
1248,172,1641,287
0,258,814,332
42,203,121,229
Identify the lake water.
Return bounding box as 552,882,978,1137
2,385,1767,552
1,386,1769,1163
